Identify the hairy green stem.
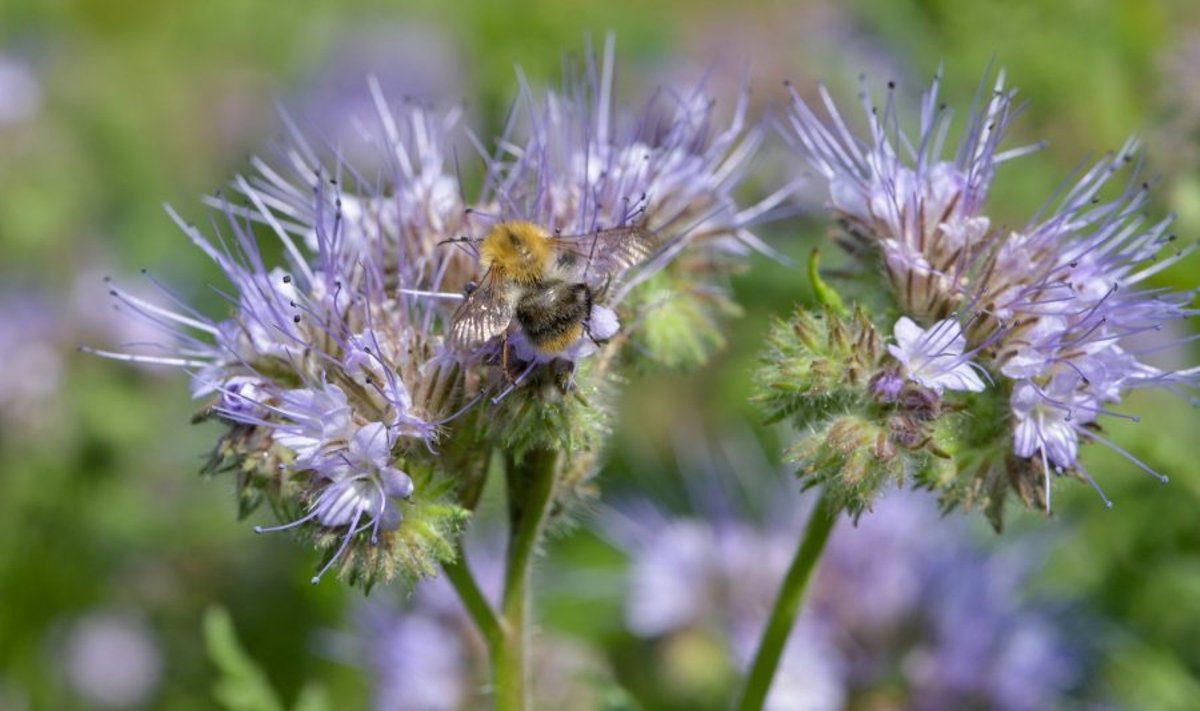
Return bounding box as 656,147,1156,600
734,490,839,711
442,543,503,653
494,447,559,711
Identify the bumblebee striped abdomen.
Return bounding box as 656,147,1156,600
515,280,592,354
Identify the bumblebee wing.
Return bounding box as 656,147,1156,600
448,270,514,350
552,224,657,282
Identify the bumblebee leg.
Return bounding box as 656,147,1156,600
501,332,515,384
584,324,601,348
582,283,604,348
550,357,577,394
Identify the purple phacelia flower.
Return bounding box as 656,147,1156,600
86,90,474,585
785,68,1199,515
486,36,782,256
785,69,1041,322
257,420,416,584
446,35,788,386
985,144,1197,500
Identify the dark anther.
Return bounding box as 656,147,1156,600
293,315,302,324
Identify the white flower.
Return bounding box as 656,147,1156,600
887,317,986,393
1010,376,1091,469
312,421,414,531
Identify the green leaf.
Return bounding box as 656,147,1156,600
203,606,285,711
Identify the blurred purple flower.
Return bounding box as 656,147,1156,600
325,529,608,710
0,53,41,126
602,433,1093,710
292,25,467,174
0,291,63,436
361,608,469,711
59,611,162,709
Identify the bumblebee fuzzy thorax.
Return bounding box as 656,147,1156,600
479,221,554,285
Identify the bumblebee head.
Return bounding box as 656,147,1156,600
479,221,552,283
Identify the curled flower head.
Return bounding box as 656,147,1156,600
784,68,1199,523
87,92,474,586
785,69,1042,322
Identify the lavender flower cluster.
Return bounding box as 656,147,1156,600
90,39,775,585
782,70,1198,518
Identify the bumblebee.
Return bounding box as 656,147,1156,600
448,220,654,361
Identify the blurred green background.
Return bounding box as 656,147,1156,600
2,0,1200,709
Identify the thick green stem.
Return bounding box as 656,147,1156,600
734,490,839,711
494,447,559,711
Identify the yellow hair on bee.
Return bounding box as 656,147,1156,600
479,221,553,284
533,322,584,354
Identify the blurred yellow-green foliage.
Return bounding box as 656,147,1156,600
2,0,1200,709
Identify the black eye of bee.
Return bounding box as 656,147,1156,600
464,281,478,296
